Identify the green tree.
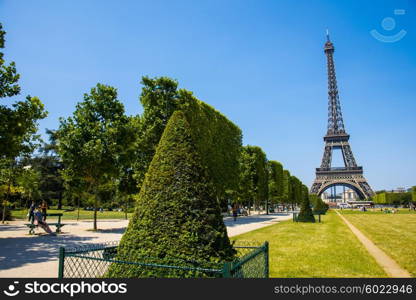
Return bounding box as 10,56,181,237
17,166,41,204
268,160,284,206
134,77,180,189
0,158,20,221
238,146,269,213
289,176,302,211
297,185,315,222
57,84,135,230
412,186,416,205
108,111,235,277
117,116,141,219
21,131,64,209
237,148,256,210
0,23,47,222
281,170,291,208
0,23,20,98
61,171,87,220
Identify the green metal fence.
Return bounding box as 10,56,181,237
58,241,268,278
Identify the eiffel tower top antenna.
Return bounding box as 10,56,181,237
324,30,345,136
326,29,330,41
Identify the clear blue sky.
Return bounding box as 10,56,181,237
1,0,415,191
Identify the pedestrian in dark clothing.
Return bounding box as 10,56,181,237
41,200,48,221
28,201,36,223
232,204,238,222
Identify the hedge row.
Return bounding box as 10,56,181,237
136,77,242,205
178,90,242,202
372,192,413,205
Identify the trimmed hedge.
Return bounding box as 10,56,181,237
237,145,269,208
136,77,242,208
297,186,315,222
107,111,235,278
268,160,284,204
372,192,412,205
178,90,242,205
310,194,329,214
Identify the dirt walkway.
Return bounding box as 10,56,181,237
335,210,411,278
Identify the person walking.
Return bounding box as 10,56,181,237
28,201,36,223
232,203,238,222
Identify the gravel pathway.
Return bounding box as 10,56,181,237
336,210,411,278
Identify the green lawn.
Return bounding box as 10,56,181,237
232,211,387,277
340,211,416,277
11,208,133,220
338,208,416,215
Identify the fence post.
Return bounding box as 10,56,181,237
58,247,65,278
222,262,231,278
264,241,269,278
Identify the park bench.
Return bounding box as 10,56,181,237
25,213,65,235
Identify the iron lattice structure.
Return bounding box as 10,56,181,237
310,33,374,199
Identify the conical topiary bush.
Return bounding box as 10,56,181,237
107,111,236,278
297,193,316,223
313,197,329,215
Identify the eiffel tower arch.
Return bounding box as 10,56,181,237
310,32,374,200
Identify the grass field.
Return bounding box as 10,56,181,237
11,208,133,220
338,208,416,215
232,211,387,278
340,210,416,277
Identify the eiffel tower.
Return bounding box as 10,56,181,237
310,32,374,199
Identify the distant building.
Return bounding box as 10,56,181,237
342,189,358,202
393,187,406,193
321,188,358,203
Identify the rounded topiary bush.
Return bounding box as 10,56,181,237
107,111,235,278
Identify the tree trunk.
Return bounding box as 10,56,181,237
1,203,6,224
265,199,269,215
58,191,63,210
77,197,80,221
2,177,12,224
93,194,98,231
125,195,128,220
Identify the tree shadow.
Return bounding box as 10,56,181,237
0,225,24,232
223,213,291,228
94,228,126,234
0,234,98,271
